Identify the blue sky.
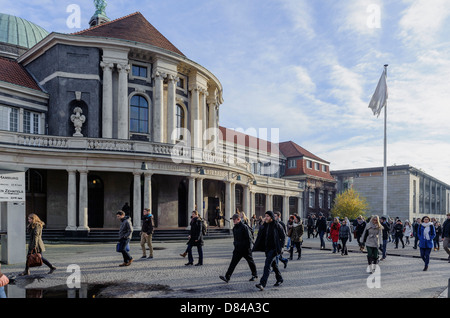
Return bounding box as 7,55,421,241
2,0,450,184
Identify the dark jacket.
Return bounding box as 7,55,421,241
381,221,391,240
253,220,286,255
355,221,366,237
316,217,327,232
393,223,404,237
141,215,154,235
291,224,304,243
307,216,315,227
119,216,133,240
442,219,450,238
188,217,204,246
232,221,253,253
27,223,45,254
339,224,352,241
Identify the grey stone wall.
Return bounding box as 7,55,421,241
25,44,101,138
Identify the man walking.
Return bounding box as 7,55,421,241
117,210,133,267
219,214,257,283
442,213,450,263
413,218,421,249
380,216,390,260
274,211,289,268
316,213,327,250
253,211,286,291
307,214,315,239
140,208,154,259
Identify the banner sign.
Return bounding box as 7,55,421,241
0,171,25,202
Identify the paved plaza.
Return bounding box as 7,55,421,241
1,236,449,299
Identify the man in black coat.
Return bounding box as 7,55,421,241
219,214,257,283
442,213,450,262
315,213,327,249
307,214,315,238
253,211,286,291
380,216,391,260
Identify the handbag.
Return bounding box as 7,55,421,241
116,242,130,253
27,248,43,268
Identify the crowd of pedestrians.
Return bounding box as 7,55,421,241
1,209,448,296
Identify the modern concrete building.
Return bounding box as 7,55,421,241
332,165,450,222
0,6,321,238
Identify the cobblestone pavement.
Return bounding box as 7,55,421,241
1,236,449,298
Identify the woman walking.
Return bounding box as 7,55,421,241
362,215,383,274
417,216,436,271
433,222,442,251
330,218,341,253
20,214,56,276
339,219,352,256
185,211,204,266
404,220,412,246
289,215,304,260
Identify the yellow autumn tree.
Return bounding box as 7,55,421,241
331,188,369,220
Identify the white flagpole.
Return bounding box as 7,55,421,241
383,64,388,216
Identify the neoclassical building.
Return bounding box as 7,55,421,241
0,8,309,236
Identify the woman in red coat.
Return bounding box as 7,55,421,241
330,218,341,253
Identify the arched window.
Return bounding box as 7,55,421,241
176,104,185,140
130,95,149,134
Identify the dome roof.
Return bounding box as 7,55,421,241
0,13,49,49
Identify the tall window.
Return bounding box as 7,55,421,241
24,111,40,134
0,106,18,132
130,95,149,134
309,191,315,208
176,105,185,140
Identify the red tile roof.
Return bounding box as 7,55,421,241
0,57,42,91
279,141,329,163
72,12,185,57
219,126,279,155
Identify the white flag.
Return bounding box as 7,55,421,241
368,69,388,117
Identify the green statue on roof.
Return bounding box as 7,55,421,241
90,0,110,27
94,0,107,15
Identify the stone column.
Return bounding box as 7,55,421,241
250,191,256,217
66,170,77,231
133,172,142,230
298,193,304,219
189,85,201,149
117,63,130,140
153,71,166,143
143,173,152,211
167,74,179,144
201,90,208,148
188,177,196,215
196,178,204,218
100,61,114,139
243,185,250,215
231,182,236,215
225,181,232,229
266,194,273,212
78,170,89,232
283,196,290,223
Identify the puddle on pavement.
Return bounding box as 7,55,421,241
4,282,172,298
4,283,109,298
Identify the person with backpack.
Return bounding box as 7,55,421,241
394,219,405,249
219,214,258,283
253,211,286,291
140,208,154,259
185,211,204,266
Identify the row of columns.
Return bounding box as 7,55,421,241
66,170,303,231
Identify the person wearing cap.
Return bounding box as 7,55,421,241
219,214,257,283
252,211,286,291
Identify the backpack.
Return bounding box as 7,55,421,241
201,219,208,235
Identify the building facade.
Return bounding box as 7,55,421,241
279,141,336,219
332,165,450,222
0,10,309,236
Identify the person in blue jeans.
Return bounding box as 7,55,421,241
315,213,327,249
380,216,391,260
417,216,436,271
274,212,289,269
117,211,134,267
252,211,286,291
